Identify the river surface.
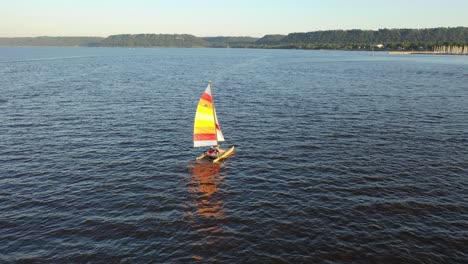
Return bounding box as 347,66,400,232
1,47,467,263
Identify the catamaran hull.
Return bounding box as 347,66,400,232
213,146,235,163
196,146,235,163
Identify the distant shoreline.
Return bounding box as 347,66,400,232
1,27,467,53
388,51,467,56
2,46,468,56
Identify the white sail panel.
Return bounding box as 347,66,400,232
214,108,225,142
194,139,218,147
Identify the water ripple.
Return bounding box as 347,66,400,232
1,47,467,263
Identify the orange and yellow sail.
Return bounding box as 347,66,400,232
193,82,225,147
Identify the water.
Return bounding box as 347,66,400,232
1,47,467,263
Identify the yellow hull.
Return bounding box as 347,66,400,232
213,146,235,163
196,146,235,163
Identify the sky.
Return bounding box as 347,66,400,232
1,0,468,37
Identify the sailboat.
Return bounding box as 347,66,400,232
194,81,235,163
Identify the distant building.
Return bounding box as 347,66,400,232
376,44,384,48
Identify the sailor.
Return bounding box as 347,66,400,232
205,146,219,158
213,145,220,156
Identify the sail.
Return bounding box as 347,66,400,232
193,82,224,147
214,108,225,142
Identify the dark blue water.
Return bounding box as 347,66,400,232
1,47,467,263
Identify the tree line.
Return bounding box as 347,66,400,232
1,27,467,50
0,36,104,46
267,27,468,50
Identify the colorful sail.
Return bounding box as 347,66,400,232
193,82,224,147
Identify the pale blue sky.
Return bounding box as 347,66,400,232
1,0,467,37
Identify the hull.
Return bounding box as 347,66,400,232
196,146,235,163
213,146,235,163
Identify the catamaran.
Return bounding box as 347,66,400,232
194,81,235,162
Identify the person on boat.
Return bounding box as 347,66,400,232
205,146,220,158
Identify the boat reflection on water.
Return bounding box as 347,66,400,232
186,161,227,262
188,161,225,219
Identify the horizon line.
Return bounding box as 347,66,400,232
2,26,467,39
